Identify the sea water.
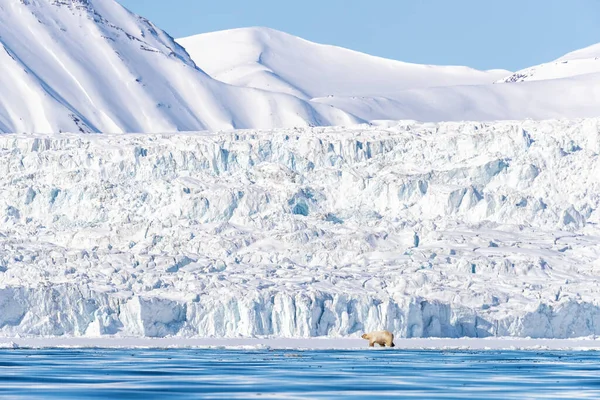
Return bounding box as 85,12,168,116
0,348,599,399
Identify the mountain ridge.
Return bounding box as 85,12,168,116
177,27,511,100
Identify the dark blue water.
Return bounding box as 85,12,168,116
0,349,599,399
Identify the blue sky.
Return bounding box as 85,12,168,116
118,0,600,71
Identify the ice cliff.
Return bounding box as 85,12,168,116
1,119,600,338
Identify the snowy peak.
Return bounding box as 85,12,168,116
498,42,600,83
0,0,359,133
177,27,510,100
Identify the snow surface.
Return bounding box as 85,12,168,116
0,0,359,133
2,118,600,339
560,42,600,62
313,74,600,122
498,42,600,83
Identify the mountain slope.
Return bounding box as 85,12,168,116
498,42,600,83
0,0,359,133
177,27,510,100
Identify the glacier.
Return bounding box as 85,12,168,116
1,118,600,338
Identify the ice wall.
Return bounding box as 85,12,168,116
1,119,600,338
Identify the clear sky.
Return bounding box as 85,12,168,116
118,0,600,71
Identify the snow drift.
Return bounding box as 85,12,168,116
1,119,600,338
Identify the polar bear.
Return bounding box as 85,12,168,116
361,330,395,347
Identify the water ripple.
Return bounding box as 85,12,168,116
0,349,599,399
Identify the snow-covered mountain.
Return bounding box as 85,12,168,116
2,0,600,133
498,42,600,83
0,0,358,133
177,27,510,99
179,28,600,123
